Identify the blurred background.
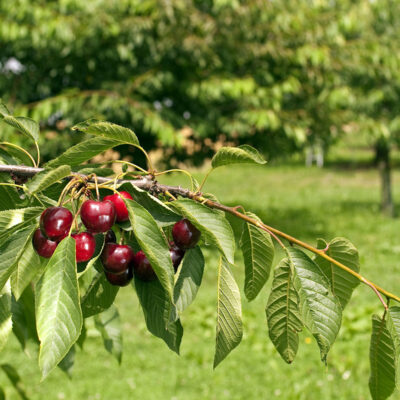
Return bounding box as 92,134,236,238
1,0,400,399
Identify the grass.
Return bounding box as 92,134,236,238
2,162,400,399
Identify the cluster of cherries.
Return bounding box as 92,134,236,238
32,190,201,286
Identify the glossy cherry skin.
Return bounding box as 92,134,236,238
71,232,96,263
40,206,73,241
32,228,58,258
132,250,156,282
80,200,116,233
103,191,133,222
172,219,201,250
169,241,185,271
105,268,133,287
101,243,135,274
105,229,116,244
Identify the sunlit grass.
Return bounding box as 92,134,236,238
1,163,400,399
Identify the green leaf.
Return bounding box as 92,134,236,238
11,240,44,300
36,237,82,379
211,145,266,169
1,115,39,142
0,174,23,211
0,101,10,116
125,200,174,301
94,305,122,364
369,315,396,400
120,183,180,227
26,165,71,194
0,386,4,400
314,237,360,309
387,307,400,389
0,283,12,353
173,247,204,319
1,364,28,400
0,207,42,244
135,278,183,353
81,267,119,318
72,119,139,146
0,227,34,291
240,212,274,301
214,257,243,368
286,247,342,362
170,199,235,264
58,346,75,378
266,258,303,364
46,137,123,168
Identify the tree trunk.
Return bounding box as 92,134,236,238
375,139,394,217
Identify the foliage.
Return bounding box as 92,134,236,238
0,105,400,399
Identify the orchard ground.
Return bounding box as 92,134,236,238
2,157,400,399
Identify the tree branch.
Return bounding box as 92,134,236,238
2,163,400,305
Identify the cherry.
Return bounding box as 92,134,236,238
71,232,96,263
80,200,116,233
103,191,133,222
105,229,116,243
32,228,58,258
101,243,135,274
169,241,185,271
105,268,133,287
132,250,157,282
172,219,201,250
40,206,73,241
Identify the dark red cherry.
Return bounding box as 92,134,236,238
40,206,73,241
132,250,156,282
32,228,58,258
105,268,133,287
169,241,185,271
105,229,116,243
103,191,133,222
80,200,116,233
172,219,201,250
101,243,135,274
71,232,96,263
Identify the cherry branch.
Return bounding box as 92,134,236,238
2,163,400,305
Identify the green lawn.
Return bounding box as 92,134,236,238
2,163,400,399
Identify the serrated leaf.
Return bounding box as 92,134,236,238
266,258,303,364
314,237,360,309
286,247,342,362
1,145,34,166
125,199,174,300
36,237,82,379
46,137,123,168
0,173,23,211
11,240,44,300
214,257,243,368
0,207,42,244
211,145,266,169
1,115,39,142
0,227,34,291
387,307,400,389
1,364,28,400
170,199,235,264
369,315,396,400
0,282,11,353
240,212,274,301
72,119,139,146
173,247,204,319
120,183,180,227
81,266,119,318
94,305,122,364
58,346,75,378
135,278,183,353
26,165,71,194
